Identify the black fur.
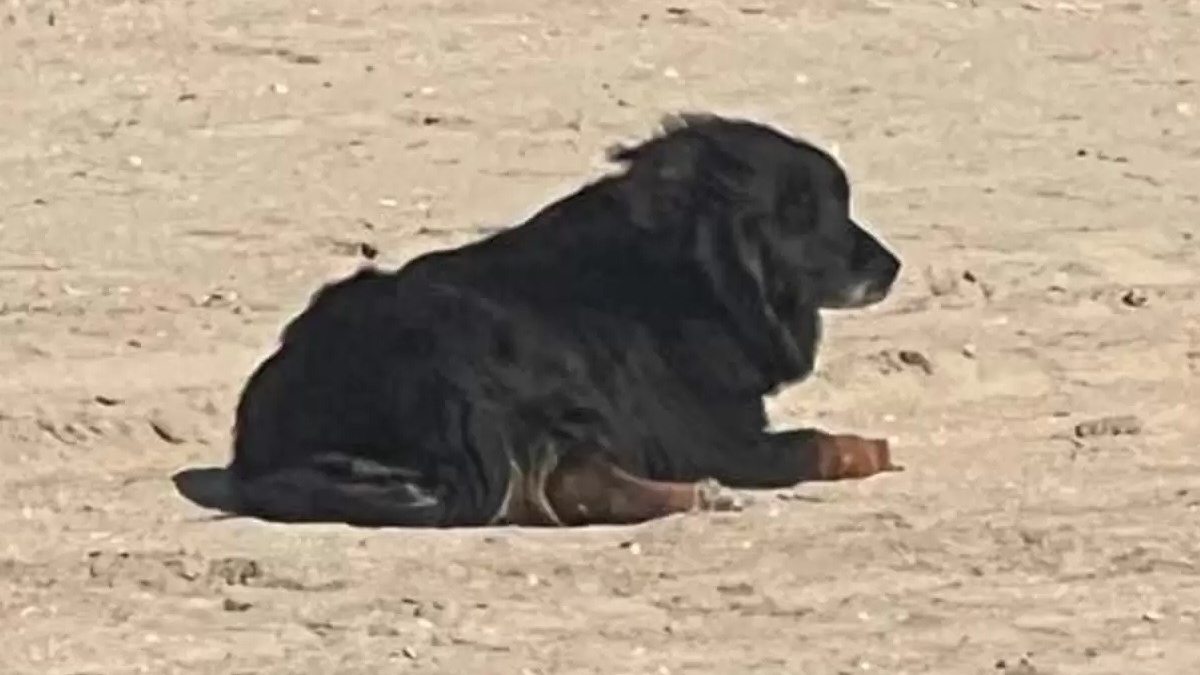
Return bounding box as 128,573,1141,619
226,112,902,527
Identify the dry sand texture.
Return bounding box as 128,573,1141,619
2,0,1199,673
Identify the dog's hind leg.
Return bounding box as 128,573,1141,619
229,453,449,527
529,453,745,526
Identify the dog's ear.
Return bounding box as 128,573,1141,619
691,211,811,384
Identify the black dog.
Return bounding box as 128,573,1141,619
224,113,902,528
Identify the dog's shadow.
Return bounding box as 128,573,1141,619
171,466,241,516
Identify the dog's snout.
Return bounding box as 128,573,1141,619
871,248,901,287
850,223,900,285
818,221,901,310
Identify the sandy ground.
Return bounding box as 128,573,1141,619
2,0,1198,673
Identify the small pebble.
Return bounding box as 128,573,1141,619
1073,414,1143,438
926,267,961,296
1120,289,1148,307
897,349,934,375
147,410,189,445
222,598,252,612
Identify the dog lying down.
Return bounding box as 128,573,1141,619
223,112,903,528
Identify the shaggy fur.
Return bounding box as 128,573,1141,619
226,112,902,527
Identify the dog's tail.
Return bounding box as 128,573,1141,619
227,453,455,528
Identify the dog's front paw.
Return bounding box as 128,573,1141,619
814,434,902,480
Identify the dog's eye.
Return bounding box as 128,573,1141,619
777,177,815,225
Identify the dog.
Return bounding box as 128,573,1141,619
223,112,903,528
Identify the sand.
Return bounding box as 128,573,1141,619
2,0,1198,673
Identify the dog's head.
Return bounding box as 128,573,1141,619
611,112,901,311
609,113,902,381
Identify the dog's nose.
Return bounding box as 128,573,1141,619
868,251,901,287
882,252,901,282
